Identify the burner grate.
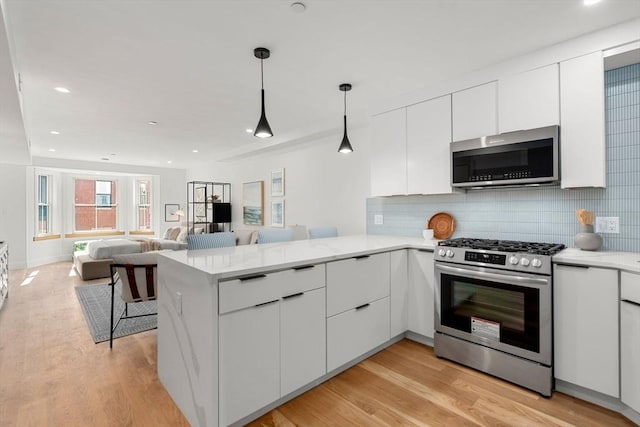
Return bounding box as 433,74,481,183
438,238,565,256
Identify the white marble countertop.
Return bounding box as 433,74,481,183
158,234,438,280
553,248,640,274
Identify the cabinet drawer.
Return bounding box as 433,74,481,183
326,253,390,317
219,273,281,314
280,264,326,297
621,271,640,305
327,296,390,372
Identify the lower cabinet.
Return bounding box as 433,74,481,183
621,271,640,413
327,296,390,372
408,249,435,338
553,264,619,397
219,300,280,426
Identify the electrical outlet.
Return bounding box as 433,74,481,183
175,291,183,315
595,217,619,234
374,214,384,225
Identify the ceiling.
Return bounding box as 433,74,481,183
1,0,640,169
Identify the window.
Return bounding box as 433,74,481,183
74,179,118,231
36,174,52,235
136,179,152,230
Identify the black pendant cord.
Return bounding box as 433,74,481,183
260,58,264,90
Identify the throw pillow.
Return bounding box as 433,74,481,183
162,227,175,240
168,227,181,241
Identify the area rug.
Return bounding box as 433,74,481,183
75,282,157,344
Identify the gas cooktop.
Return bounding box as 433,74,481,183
438,238,565,256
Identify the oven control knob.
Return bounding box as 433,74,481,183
438,249,446,257
531,258,543,268
446,250,454,258
509,256,519,265
520,258,530,267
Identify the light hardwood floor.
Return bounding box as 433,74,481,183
0,261,633,426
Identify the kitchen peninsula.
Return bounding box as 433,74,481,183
157,234,436,427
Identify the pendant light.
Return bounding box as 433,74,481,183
338,83,354,153
253,47,273,138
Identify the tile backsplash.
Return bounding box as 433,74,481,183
367,63,640,253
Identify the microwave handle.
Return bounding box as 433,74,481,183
436,263,550,287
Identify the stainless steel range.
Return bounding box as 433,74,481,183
434,238,565,396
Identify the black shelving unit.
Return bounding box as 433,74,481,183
186,181,232,233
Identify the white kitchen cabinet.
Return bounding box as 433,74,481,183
281,287,326,396
390,250,408,337
327,296,390,372
621,271,640,413
560,51,606,188
553,264,618,397
326,253,390,317
498,63,559,133
452,81,498,142
408,249,435,339
370,108,407,196
406,95,453,195
219,300,280,426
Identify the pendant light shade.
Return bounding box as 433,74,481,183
338,83,354,153
254,47,273,138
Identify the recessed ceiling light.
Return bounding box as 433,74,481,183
167,160,172,164
54,87,70,93
101,157,109,161
583,0,602,5
48,148,56,152
245,128,253,133
50,130,60,135
192,149,199,153
148,121,158,125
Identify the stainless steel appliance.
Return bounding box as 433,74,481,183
451,125,560,188
434,238,565,396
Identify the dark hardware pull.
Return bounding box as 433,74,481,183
355,303,370,310
240,274,267,282
283,292,304,300
293,265,314,271
556,264,589,269
622,299,640,308
417,249,433,253
255,299,279,307
354,255,370,260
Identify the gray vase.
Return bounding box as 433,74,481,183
574,224,602,251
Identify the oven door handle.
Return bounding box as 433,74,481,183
436,263,550,287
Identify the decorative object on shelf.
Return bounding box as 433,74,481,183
338,83,354,153
422,228,434,240
270,168,285,197
575,209,602,251
243,181,264,225
164,204,181,222
427,212,455,239
186,181,232,233
271,200,285,227
253,47,273,138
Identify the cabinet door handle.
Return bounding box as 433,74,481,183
555,264,589,269
283,292,304,300
239,274,267,282
255,299,279,307
293,265,314,271
354,255,370,260
622,299,640,308
417,249,433,253
355,303,370,310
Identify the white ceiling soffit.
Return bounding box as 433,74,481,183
0,1,30,166
2,0,640,169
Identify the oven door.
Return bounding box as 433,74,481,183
435,262,551,365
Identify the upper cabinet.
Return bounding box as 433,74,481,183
370,108,407,197
406,95,453,195
498,64,559,133
560,51,606,188
452,81,498,142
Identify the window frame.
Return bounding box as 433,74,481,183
35,174,52,236
73,178,119,232
135,178,152,231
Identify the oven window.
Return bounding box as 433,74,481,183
441,274,540,352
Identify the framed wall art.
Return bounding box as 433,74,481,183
165,204,180,222
270,168,285,197
242,181,264,225
271,200,284,227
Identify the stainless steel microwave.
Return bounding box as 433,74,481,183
451,125,560,188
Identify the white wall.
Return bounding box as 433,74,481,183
188,127,371,236
0,163,27,269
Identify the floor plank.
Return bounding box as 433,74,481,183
0,261,634,426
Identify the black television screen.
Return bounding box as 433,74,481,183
212,202,231,223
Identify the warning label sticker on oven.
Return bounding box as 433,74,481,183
471,317,500,341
